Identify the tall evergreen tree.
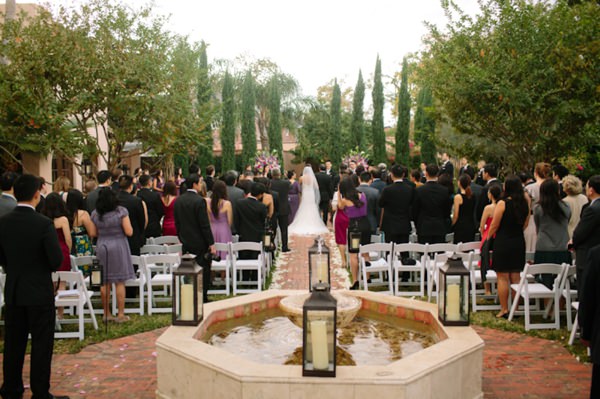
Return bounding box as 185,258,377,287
268,77,283,165
330,79,342,164
413,86,426,146
241,70,256,168
395,57,411,166
371,56,386,164
350,70,365,150
220,71,236,172
419,87,437,165
196,41,213,166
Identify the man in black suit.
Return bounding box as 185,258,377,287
412,164,452,244
86,170,112,213
117,175,147,256
573,175,600,293
439,152,454,180
0,174,69,399
136,174,163,238
235,183,268,268
315,164,333,225
269,169,291,252
0,171,18,218
174,173,216,301
475,163,501,224
458,157,475,178
357,171,380,235
579,244,600,397
205,165,215,193
370,168,386,193
379,164,414,244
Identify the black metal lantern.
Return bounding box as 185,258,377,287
89,258,103,292
438,255,470,326
263,219,276,253
348,229,361,253
302,283,337,377
82,159,93,176
308,236,330,291
172,254,203,326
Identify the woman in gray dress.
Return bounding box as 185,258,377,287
91,188,135,322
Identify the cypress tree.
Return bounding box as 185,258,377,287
221,71,236,172
196,41,213,166
395,57,411,166
268,77,283,166
241,70,256,168
420,87,437,165
371,56,386,164
350,70,365,150
330,79,342,164
413,86,426,145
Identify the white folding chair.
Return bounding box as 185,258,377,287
445,233,454,243
140,244,168,255
150,235,181,245
69,255,104,315
568,301,580,345
359,243,393,295
209,243,231,296
112,255,145,315
457,241,481,253
508,263,567,330
231,241,265,295
163,243,183,255
0,269,5,318
392,243,427,297
560,265,578,331
424,243,458,301
142,253,180,315
54,271,98,340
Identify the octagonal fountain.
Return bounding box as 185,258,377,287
156,290,483,399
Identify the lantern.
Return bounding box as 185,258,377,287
438,255,470,326
308,236,330,291
172,254,203,326
263,219,276,253
302,283,337,377
89,258,103,292
82,159,93,176
348,229,361,253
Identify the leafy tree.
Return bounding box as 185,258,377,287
371,56,386,164
395,57,411,166
220,71,236,172
268,76,283,165
241,70,257,168
295,100,330,163
329,79,343,164
420,0,600,171
350,70,365,150
195,41,214,167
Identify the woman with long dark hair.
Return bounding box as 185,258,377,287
91,188,134,322
162,181,178,236
338,177,370,290
42,192,72,273
487,175,531,318
207,180,233,259
287,170,300,224
66,189,97,264
452,174,477,243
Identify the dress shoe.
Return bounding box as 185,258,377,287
350,281,359,290
50,395,70,399
281,247,291,253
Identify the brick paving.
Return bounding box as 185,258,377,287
1,231,592,398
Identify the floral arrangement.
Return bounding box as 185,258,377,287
254,150,281,174
342,148,370,169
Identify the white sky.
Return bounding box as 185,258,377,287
24,0,481,96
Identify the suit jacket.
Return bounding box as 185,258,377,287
579,244,600,363
379,180,415,235
573,199,600,275
270,178,291,216
234,197,267,243
370,179,386,194
357,184,380,232
86,185,110,213
118,190,146,255
440,161,454,179
174,190,214,256
0,193,17,217
412,181,452,237
137,188,164,238
315,172,333,203
459,165,475,178
226,185,245,213
476,179,501,223
0,206,63,306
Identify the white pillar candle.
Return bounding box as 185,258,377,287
317,258,328,283
264,234,271,247
351,237,360,249
310,320,329,370
180,284,194,321
91,270,101,286
446,284,461,321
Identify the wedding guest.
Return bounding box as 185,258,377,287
270,168,291,252
552,164,569,198
66,189,97,269
379,164,415,244
0,171,18,217
174,167,185,190
161,181,178,236
152,169,164,194
459,157,475,178
572,175,600,293
86,170,112,213
476,163,501,223
137,174,164,238
117,175,146,256
524,162,552,252
452,174,477,244
315,164,333,225
207,180,233,259
83,178,97,197
439,152,454,180
357,171,379,235
287,170,300,224
479,184,502,295
53,176,70,201
562,175,589,239
92,188,134,322
475,160,486,186
110,168,123,191
370,168,386,192
410,170,424,188
205,164,216,192
332,181,349,268
412,164,451,244
579,244,600,398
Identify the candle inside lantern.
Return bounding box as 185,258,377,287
264,234,271,247
317,258,328,283
91,270,101,286
446,284,461,321
180,283,194,321
351,237,360,249
310,320,329,370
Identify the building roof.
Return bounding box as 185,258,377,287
0,3,43,24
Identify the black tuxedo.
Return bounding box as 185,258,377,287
412,181,452,244
579,245,600,395
476,179,501,223
118,190,146,255
270,178,291,250
379,180,415,243
357,184,380,234
315,171,333,224
234,197,267,244
137,188,164,238
440,161,454,179
573,199,600,292
459,164,475,178
0,206,63,399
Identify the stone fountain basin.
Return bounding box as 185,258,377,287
156,290,484,399
279,291,361,327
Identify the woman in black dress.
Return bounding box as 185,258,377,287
487,175,530,318
452,174,477,243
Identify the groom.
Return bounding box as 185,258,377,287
269,169,291,252
315,164,333,225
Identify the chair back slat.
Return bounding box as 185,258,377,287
231,241,263,253
151,235,181,245
140,244,167,255
358,242,393,254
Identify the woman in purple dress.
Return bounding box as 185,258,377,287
287,170,300,224
207,180,233,259
91,188,135,323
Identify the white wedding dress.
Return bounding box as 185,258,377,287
288,166,329,236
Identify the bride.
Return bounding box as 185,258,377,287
288,165,329,235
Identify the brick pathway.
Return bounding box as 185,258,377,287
1,231,592,398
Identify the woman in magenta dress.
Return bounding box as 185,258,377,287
161,181,178,236
478,184,502,295
153,169,165,194
287,170,300,224
207,181,233,259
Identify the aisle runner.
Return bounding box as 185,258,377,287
270,231,350,290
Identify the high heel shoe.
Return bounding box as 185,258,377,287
350,281,359,290
496,312,509,320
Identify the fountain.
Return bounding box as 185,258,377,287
156,289,484,399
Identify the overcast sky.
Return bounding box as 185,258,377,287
26,0,481,97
